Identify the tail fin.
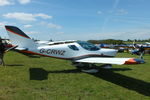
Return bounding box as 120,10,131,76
5,26,36,48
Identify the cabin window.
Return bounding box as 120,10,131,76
77,41,100,51
68,45,79,51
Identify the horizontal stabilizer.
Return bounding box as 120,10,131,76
5,45,18,52
15,47,28,50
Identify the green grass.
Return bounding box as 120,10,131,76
0,51,149,100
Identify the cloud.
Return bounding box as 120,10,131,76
97,11,102,15
116,9,128,15
47,23,62,29
56,32,64,34
0,0,31,6
3,12,52,21
3,12,36,21
34,13,53,19
0,0,13,6
26,31,39,34
101,0,120,33
24,24,32,28
41,22,62,29
18,0,31,4
108,0,120,13
112,0,120,10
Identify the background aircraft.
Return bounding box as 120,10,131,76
145,42,150,45
5,26,145,73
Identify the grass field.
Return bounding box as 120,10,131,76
0,51,150,100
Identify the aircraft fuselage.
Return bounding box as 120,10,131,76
25,42,118,60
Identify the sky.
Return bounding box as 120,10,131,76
0,0,150,41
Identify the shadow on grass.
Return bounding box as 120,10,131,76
5,64,24,66
29,67,150,96
90,68,150,96
29,68,81,80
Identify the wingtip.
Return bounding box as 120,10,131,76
124,58,145,64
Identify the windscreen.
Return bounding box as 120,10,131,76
77,41,100,51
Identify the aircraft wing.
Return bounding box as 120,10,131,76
75,57,145,65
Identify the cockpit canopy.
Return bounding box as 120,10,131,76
77,41,100,51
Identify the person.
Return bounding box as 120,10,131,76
131,43,140,55
0,39,6,66
139,45,145,59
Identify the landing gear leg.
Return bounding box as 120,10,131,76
101,64,112,69
72,62,99,73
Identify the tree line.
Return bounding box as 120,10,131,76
127,39,150,42
88,39,124,45
88,38,150,44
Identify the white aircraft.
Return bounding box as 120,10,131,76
145,42,150,45
5,26,145,73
